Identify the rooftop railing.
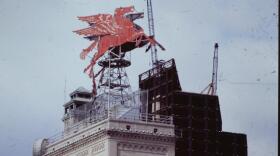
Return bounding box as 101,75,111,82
139,58,175,81
47,112,173,145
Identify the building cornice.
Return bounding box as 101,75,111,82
44,130,106,156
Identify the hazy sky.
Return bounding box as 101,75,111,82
0,0,278,155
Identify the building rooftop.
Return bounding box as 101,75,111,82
69,87,91,96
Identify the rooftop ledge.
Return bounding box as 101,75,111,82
47,113,174,147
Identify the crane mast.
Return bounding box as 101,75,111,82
201,43,219,95
212,43,219,95
146,0,158,66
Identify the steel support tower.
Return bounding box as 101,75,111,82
95,50,133,116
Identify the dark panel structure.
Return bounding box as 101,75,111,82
217,132,247,156
139,58,247,156
139,59,182,115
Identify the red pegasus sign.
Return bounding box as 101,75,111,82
74,6,165,77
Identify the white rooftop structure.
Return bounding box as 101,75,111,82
33,88,176,156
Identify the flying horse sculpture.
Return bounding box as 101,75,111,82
74,6,165,94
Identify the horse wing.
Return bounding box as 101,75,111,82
77,14,113,25
74,25,113,36
75,14,117,36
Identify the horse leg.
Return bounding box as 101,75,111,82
80,40,98,60
93,39,111,63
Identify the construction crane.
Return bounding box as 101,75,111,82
201,43,219,95
146,0,158,66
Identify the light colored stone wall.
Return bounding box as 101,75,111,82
116,141,174,156
66,140,106,156
108,119,174,136
45,120,108,155
43,119,175,156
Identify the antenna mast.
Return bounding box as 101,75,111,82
201,43,219,95
146,0,158,66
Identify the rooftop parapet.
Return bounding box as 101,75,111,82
48,112,174,145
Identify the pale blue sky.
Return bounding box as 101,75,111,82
0,0,278,155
